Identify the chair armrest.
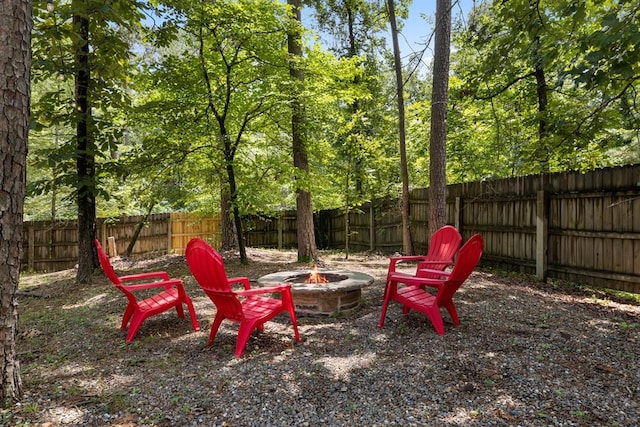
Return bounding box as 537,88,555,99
388,273,445,289
418,260,453,267
119,271,171,282
235,284,291,297
417,267,452,278
228,276,251,290
388,256,428,273
123,279,183,291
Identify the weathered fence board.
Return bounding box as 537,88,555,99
169,213,221,255
21,164,640,293
23,212,221,272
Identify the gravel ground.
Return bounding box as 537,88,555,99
8,248,640,426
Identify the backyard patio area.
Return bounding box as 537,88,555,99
9,248,640,426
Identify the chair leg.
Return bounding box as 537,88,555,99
442,301,460,325
377,283,395,328
184,297,200,332
280,289,300,342
287,306,301,342
426,306,445,335
175,303,185,319
207,313,225,346
235,321,258,358
382,278,391,302
126,312,146,342
121,304,135,330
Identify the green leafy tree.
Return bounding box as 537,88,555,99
288,0,317,262
31,0,146,282
139,0,292,262
308,0,402,253
387,0,412,254
450,0,640,178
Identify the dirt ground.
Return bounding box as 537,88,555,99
6,247,640,426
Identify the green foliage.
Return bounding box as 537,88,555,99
448,0,640,182
25,0,640,223
28,0,148,220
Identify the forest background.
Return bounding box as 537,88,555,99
27,0,640,271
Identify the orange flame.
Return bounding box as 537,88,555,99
305,265,328,284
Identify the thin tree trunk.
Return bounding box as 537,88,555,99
428,0,452,235
220,186,238,251
533,35,549,173
196,24,240,255
217,130,247,263
344,173,350,260
0,0,30,404
387,0,412,254
346,5,364,194
125,202,156,258
74,3,98,284
289,0,317,262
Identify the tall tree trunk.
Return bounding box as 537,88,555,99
533,35,549,173
124,201,156,258
74,3,97,284
346,5,364,195
224,149,247,263
387,0,412,254
217,129,247,262
196,24,239,254
0,0,30,404
428,0,452,235
289,0,317,262
220,185,238,251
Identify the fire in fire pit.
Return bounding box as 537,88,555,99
284,266,348,285
305,266,328,284
258,268,374,316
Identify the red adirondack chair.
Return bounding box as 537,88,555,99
384,225,462,305
386,225,462,281
185,238,301,357
378,234,483,335
95,239,200,342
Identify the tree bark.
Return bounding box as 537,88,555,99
0,0,30,404
219,185,238,251
289,0,317,262
428,0,451,234
74,3,98,284
346,5,364,195
387,0,413,254
224,147,247,263
533,35,549,173
124,202,156,258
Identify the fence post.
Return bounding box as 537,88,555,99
278,215,283,249
108,236,118,258
100,220,107,247
455,197,463,232
369,203,375,251
28,224,34,271
167,213,173,254
536,190,548,281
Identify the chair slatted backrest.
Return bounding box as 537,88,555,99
95,239,122,286
94,239,140,307
185,238,243,320
416,225,462,277
435,234,483,305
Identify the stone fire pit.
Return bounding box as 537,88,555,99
257,269,374,316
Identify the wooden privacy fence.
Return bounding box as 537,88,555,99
22,164,640,294
244,164,640,294
22,213,221,272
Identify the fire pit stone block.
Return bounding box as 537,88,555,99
257,269,374,316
